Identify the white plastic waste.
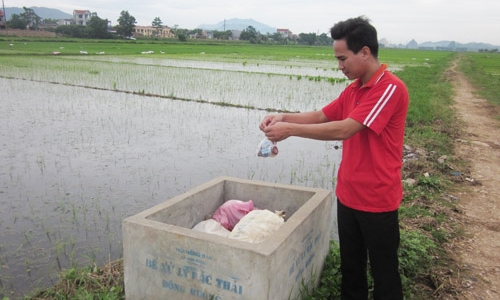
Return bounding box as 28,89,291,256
229,209,284,243
192,219,231,237
257,138,279,158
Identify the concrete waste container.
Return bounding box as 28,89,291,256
123,176,333,300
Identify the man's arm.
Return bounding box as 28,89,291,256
259,110,329,131
262,111,366,142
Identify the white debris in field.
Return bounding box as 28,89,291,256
403,178,416,187
456,139,490,148
438,155,447,164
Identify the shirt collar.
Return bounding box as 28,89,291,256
351,64,388,89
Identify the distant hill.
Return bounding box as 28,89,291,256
197,18,276,34
380,37,499,51
418,40,498,50
4,6,72,20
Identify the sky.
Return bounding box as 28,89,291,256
8,0,500,45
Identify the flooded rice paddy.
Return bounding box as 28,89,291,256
0,54,344,298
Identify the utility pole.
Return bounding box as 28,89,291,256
1,0,7,32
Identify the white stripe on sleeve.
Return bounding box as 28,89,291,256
363,84,397,127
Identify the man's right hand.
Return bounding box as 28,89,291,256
259,114,283,131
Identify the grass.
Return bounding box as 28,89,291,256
0,37,334,60
2,39,498,299
25,260,124,300
459,52,500,110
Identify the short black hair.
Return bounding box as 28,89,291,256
330,16,379,58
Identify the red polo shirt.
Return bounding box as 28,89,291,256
322,64,409,212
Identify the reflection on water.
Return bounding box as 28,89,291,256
0,78,341,297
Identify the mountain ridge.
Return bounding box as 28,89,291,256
4,6,72,20
197,18,276,34
405,38,498,50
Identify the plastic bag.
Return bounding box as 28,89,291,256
211,200,254,231
229,209,285,243
257,138,279,157
192,219,231,237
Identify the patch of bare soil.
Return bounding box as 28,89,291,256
449,59,500,299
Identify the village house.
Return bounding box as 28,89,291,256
134,25,174,38
57,19,74,26
277,28,293,39
189,29,208,39
73,9,93,26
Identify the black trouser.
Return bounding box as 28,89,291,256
337,199,403,300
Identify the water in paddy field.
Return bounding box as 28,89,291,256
0,77,341,298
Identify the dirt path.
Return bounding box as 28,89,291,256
449,59,500,299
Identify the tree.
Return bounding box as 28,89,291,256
151,17,163,37
317,33,333,46
116,10,136,38
86,16,111,39
177,33,187,42
240,26,259,42
42,18,59,27
298,32,317,45
174,28,189,42
213,30,232,40
55,24,86,38
8,14,28,29
20,7,41,30
269,32,285,44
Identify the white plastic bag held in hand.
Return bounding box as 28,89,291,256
257,138,279,158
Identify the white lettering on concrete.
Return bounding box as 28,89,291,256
288,229,323,282
144,251,244,298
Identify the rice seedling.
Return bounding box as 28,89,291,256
0,55,347,112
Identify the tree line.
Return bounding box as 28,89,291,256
4,7,333,45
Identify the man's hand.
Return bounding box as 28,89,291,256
262,122,292,142
259,114,283,131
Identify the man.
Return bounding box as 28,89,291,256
259,16,408,300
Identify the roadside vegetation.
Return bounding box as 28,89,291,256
459,52,500,108
1,39,499,299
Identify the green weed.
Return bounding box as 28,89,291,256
460,52,500,108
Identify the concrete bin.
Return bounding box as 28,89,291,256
123,176,333,300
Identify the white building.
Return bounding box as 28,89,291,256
73,9,92,26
